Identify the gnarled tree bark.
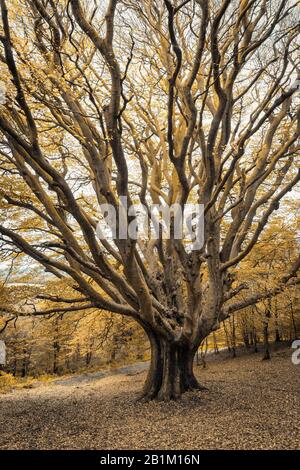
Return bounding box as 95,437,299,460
140,327,206,401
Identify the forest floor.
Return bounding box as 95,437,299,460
0,343,299,450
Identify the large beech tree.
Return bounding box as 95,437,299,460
0,0,299,400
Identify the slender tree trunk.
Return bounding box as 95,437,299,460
241,316,250,349
213,333,219,354
253,326,258,353
262,321,271,360
53,340,60,374
290,301,298,340
140,330,206,401
243,332,250,349
12,355,17,376
21,357,28,377
199,338,209,368
274,327,281,343
249,330,253,346
223,321,232,353
86,351,92,366
21,348,30,378
262,307,271,360
230,314,237,358
274,300,281,342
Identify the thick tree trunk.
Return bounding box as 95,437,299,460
140,330,206,401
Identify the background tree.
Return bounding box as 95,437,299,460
0,279,148,377
0,0,299,400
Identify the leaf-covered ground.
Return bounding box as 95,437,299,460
0,345,299,450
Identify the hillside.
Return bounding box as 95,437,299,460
0,345,299,450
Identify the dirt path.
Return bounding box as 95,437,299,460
52,361,150,387
0,345,299,450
